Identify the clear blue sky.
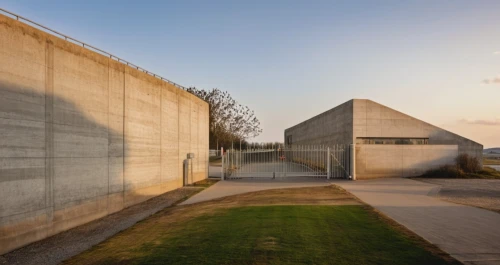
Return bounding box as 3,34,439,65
3,0,500,147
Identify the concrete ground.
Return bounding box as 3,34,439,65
180,177,337,205
208,165,222,178
336,178,500,265
415,178,500,213
489,165,500,171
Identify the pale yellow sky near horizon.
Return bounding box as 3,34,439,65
442,122,500,149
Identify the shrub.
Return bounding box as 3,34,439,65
473,166,500,179
419,165,465,178
419,159,500,179
455,154,481,173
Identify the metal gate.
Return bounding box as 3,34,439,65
221,145,352,180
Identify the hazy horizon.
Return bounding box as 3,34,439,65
3,0,499,148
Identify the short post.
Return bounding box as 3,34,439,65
327,147,331,179
183,159,189,186
220,147,224,181
350,144,356,180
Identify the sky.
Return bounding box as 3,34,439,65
2,0,499,148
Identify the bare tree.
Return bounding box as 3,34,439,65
230,105,262,149
187,87,262,150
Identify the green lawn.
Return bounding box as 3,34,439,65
70,205,457,265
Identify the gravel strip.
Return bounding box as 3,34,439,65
0,187,203,265
415,178,500,213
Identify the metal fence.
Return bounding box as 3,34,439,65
209,149,222,157
221,145,352,179
0,8,186,90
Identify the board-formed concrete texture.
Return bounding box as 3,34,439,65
356,145,458,178
285,99,483,179
0,14,208,254
285,100,354,146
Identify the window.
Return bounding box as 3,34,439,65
287,135,292,145
356,137,428,145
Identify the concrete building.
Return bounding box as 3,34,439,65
0,13,208,254
284,99,483,179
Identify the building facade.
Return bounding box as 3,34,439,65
284,99,483,179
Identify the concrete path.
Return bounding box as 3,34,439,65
208,165,222,178
337,178,500,265
489,165,500,171
180,178,336,205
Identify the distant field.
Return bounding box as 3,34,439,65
484,158,500,165
64,187,459,265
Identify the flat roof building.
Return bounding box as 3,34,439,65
284,99,483,179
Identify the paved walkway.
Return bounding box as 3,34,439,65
180,178,336,205
489,165,500,171
208,165,222,178
336,178,500,265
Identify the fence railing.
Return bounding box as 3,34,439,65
0,8,186,90
209,149,222,157
221,145,353,179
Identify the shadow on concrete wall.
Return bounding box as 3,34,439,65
0,79,149,254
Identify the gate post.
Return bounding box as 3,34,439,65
220,147,224,181
327,147,331,179
350,144,356,180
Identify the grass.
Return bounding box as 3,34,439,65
470,166,500,178
191,178,219,188
484,158,500,165
209,156,222,163
418,165,500,179
65,205,457,265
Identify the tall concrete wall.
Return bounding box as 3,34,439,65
356,145,458,178
0,14,208,254
284,100,353,145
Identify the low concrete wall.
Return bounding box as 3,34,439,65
0,14,208,254
355,145,458,179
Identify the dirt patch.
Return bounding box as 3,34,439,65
145,186,360,231
190,178,219,187
214,185,360,206
415,178,500,213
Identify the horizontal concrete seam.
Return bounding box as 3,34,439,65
0,93,46,107
0,206,55,221
0,117,115,132
0,192,125,220
0,116,46,124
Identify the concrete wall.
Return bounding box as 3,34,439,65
356,145,458,179
284,98,483,180
352,99,483,160
284,100,353,146
0,14,208,254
